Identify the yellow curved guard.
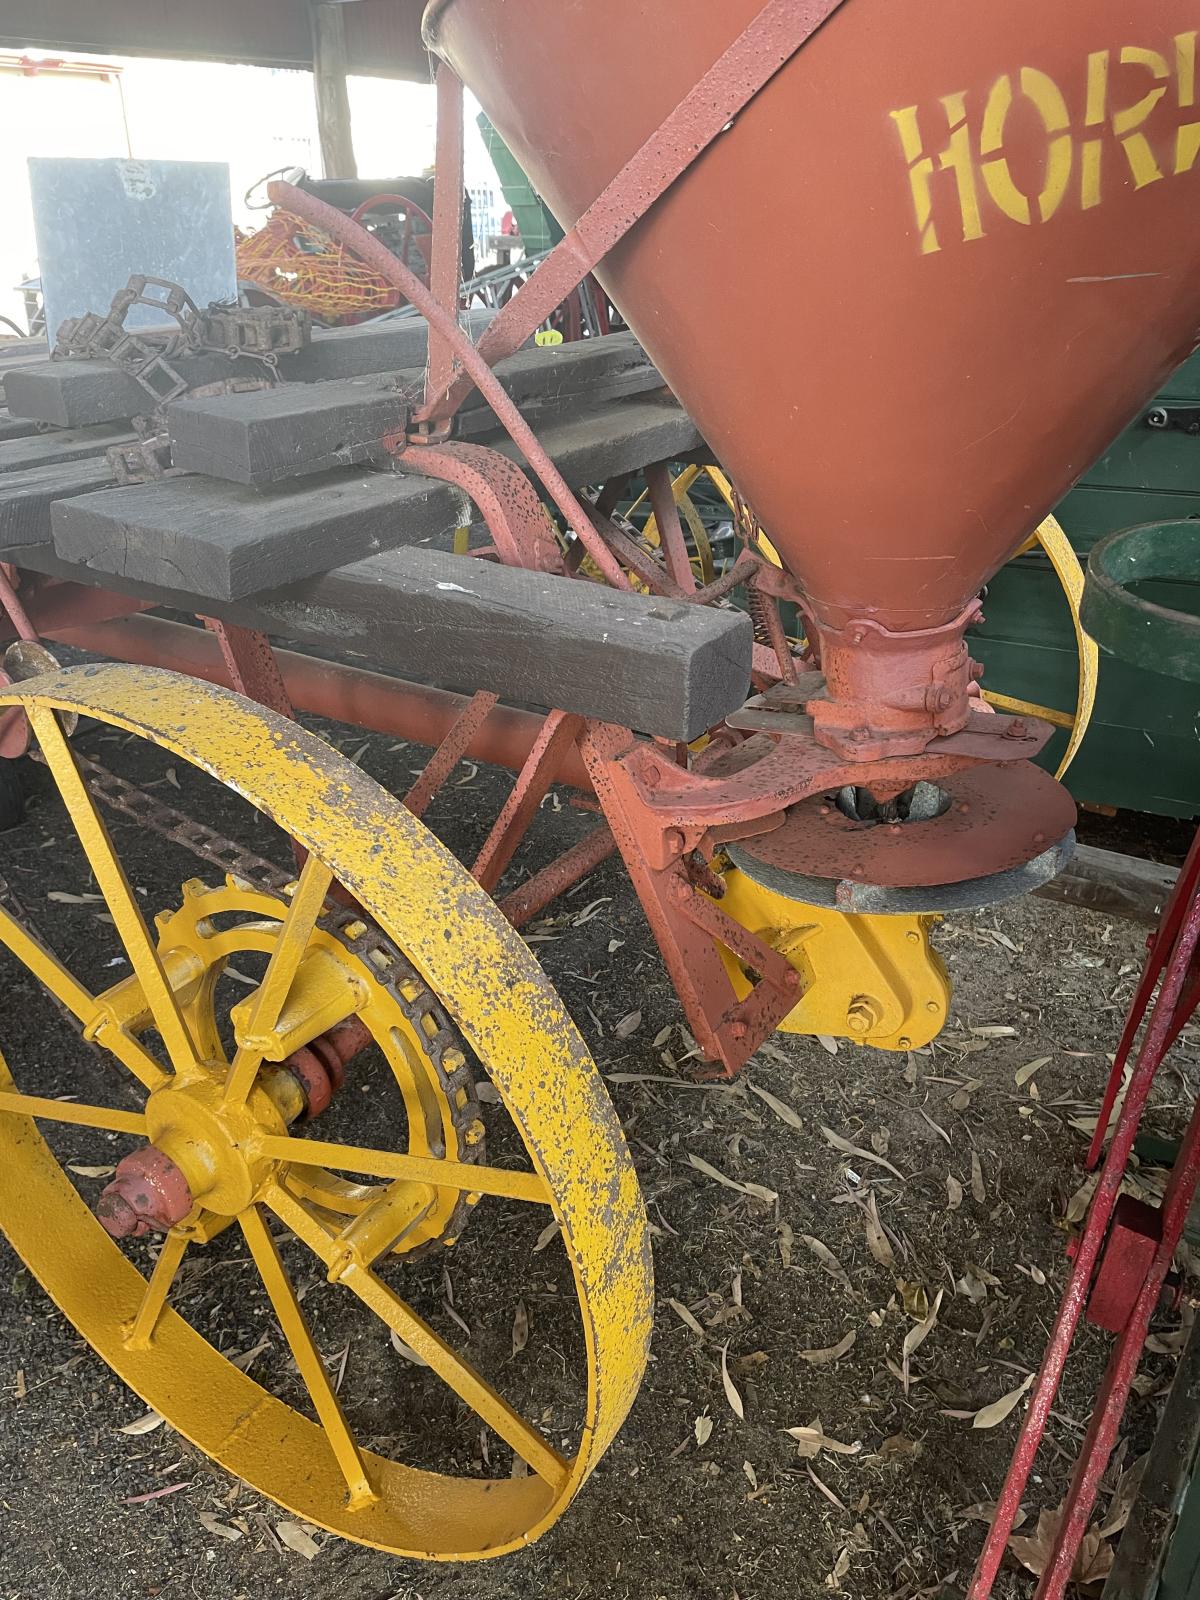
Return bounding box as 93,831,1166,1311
983,514,1099,780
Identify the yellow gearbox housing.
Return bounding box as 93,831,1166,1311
715,867,951,1051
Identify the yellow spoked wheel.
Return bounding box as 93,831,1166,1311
0,665,652,1560
983,514,1100,781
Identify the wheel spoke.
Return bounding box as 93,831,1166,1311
239,1204,376,1508
0,1086,146,1137
222,853,333,1108
257,1132,551,1205
124,1229,189,1350
0,900,168,1091
27,705,200,1078
266,1182,569,1490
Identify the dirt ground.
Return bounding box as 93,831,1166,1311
0,700,1195,1600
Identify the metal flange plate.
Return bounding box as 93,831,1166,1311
727,759,1077,889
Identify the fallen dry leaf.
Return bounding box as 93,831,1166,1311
799,1330,857,1367
747,1081,804,1132
861,1193,895,1267
511,1299,529,1357
899,1279,930,1319
695,1413,713,1447
721,1343,745,1420
902,1288,944,1392
614,1010,643,1039
946,1174,964,1210
1016,1056,1052,1087
533,1218,561,1253
971,1150,987,1204
825,1546,852,1590
972,1372,1034,1429
276,1521,321,1560
820,1126,905,1182
67,1164,116,1179
1008,1506,1114,1586
390,1330,430,1367
816,1035,840,1055
117,1410,165,1436
687,1152,778,1205
783,1417,862,1460
668,1298,706,1339
198,1511,243,1542
801,1234,853,1296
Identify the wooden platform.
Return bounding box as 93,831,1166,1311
51,392,703,599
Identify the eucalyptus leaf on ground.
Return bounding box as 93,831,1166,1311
783,1418,862,1459
799,1330,857,1366
720,1343,745,1419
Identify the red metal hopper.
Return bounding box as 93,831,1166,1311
427,0,1200,701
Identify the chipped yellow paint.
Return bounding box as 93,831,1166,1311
714,868,951,1052
0,664,653,1560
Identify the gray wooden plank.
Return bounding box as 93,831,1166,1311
51,393,703,600
9,539,751,741
166,331,663,486
0,412,42,443
0,459,117,549
244,546,752,741
52,468,460,598
0,423,134,474
3,310,496,427
168,378,407,485
1032,842,1179,928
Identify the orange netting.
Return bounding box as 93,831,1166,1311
235,210,405,320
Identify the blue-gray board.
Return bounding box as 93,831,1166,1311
28,157,236,346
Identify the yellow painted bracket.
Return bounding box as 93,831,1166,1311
713,868,951,1052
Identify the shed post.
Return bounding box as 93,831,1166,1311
308,3,358,178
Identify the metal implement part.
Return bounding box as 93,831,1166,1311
0,663,652,1560
728,761,1079,889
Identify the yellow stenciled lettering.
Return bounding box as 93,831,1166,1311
1114,45,1170,187
890,105,941,253
1175,32,1200,174
938,91,985,242
1082,50,1109,209
980,68,1074,226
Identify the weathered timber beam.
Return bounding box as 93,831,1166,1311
1032,842,1179,928
0,423,134,474
10,539,752,742
0,460,117,549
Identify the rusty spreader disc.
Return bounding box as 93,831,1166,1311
729,761,1077,891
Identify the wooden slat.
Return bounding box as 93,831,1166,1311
166,331,664,486
3,312,496,428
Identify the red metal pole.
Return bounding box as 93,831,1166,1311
966,879,1200,1598
1086,827,1200,1167
426,65,466,407
1032,1097,1200,1598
